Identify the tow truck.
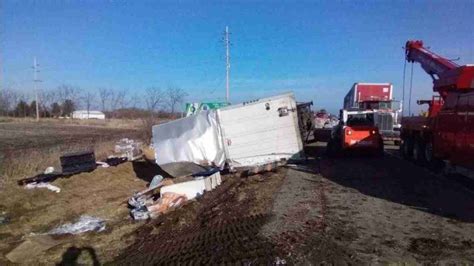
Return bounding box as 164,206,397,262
401,40,474,176
327,109,384,156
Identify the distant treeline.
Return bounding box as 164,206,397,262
0,85,187,119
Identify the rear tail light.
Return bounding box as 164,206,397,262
371,130,376,134
346,130,352,135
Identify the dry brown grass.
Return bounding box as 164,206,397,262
0,118,148,185
0,117,166,264
0,141,115,188
0,141,137,264
0,162,149,264
0,117,147,129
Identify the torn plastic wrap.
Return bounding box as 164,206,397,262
152,111,225,168
25,182,61,193
47,215,105,235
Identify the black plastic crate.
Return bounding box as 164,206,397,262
60,151,96,175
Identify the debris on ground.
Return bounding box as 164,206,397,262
129,176,175,220
60,151,97,175
149,174,163,189
96,161,110,168
18,151,129,187
114,138,142,161
17,151,97,186
47,215,105,235
142,145,156,162
129,169,222,220
0,211,9,225
147,192,188,218
160,172,220,200
105,156,128,166
25,182,61,193
96,156,128,168
44,166,55,174
17,172,64,185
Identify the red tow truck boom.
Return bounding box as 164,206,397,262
401,40,474,174
405,40,474,95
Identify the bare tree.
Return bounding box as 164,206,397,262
81,91,95,118
56,84,79,115
9,90,20,116
56,84,79,103
166,87,188,115
0,88,18,116
0,89,8,116
129,94,140,109
140,87,164,142
39,89,56,117
98,88,111,112
109,89,127,118
145,87,164,114
118,89,128,109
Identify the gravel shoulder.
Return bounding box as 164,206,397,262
263,143,474,264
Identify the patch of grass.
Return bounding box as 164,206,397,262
1,141,115,187
0,117,13,123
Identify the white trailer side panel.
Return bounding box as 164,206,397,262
217,92,304,167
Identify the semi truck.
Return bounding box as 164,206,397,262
400,40,474,176
344,83,393,107
344,82,402,143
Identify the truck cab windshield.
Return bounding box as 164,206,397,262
346,113,374,126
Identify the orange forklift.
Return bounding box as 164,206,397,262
327,109,384,156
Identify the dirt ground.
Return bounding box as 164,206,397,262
114,169,287,265
115,143,474,264
2,140,474,264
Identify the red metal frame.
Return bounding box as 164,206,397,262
403,40,474,171
405,40,474,96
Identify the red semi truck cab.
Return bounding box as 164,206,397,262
344,82,401,143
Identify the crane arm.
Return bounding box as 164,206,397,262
405,40,474,94
405,40,459,80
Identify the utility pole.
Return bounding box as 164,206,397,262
224,26,230,103
32,57,40,121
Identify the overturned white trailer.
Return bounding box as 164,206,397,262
151,92,304,170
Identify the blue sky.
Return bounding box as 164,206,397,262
1,0,473,114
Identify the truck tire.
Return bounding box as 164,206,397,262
327,139,341,157
376,138,384,157
413,138,426,164
401,137,413,159
424,140,444,171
